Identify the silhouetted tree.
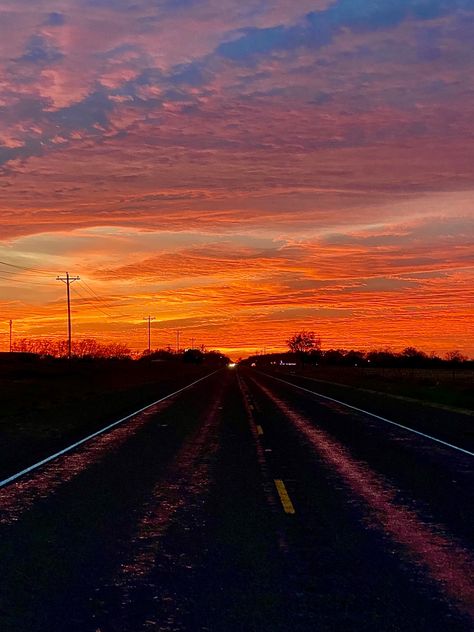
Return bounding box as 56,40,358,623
445,350,467,363
366,349,397,367
401,346,428,368
287,331,321,354
140,349,174,361
183,348,204,364
322,349,346,365
445,350,467,379
343,350,366,366
286,331,321,367
12,338,131,359
203,351,231,367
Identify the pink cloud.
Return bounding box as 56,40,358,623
0,1,473,356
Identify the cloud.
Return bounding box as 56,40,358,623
0,0,473,355
217,0,474,61
20,34,64,64
45,12,65,26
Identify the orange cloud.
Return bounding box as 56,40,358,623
1,1,473,356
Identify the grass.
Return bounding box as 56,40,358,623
278,366,474,412
0,356,211,479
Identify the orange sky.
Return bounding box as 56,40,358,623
0,1,473,358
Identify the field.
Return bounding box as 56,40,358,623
1,356,472,484
0,355,210,481
275,365,474,412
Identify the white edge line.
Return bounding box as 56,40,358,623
0,371,219,490
260,372,474,458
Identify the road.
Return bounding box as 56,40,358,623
0,367,472,631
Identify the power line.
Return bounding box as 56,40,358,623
0,268,130,318
6,312,64,322
71,286,116,319
0,274,53,286
0,263,124,314
72,286,133,323
78,279,131,318
10,332,67,338
79,279,112,304
0,260,54,276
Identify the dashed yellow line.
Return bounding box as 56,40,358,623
274,479,296,514
256,424,264,436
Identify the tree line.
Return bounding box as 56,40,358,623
240,330,471,368
8,338,230,366
11,338,131,359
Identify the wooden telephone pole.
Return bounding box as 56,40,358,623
144,316,155,353
56,272,80,358
176,329,181,353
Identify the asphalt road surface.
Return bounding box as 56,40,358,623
0,367,472,631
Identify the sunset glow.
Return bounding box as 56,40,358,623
1,1,473,357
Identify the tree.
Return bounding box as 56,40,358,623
344,350,366,366
182,348,204,364
12,338,131,359
401,346,428,368
445,350,467,363
287,331,321,358
445,350,467,379
323,349,345,365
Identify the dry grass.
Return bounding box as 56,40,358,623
289,366,474,411
0,356,209,479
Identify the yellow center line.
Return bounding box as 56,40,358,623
256,424,264,436
274,479,296,514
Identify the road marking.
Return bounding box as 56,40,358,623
262,373,474,457
283,373,474,417
0,371,219,490
256,424,264,436
274,479,296,514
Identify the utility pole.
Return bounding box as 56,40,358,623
56,272,80,359
191,337,195,349
9,319,12,353
176,329,181,353
144,316,155,353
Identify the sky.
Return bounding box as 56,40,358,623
0,0,473,358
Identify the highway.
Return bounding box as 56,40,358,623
0,368,472,631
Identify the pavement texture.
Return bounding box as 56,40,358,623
0,367,472,631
